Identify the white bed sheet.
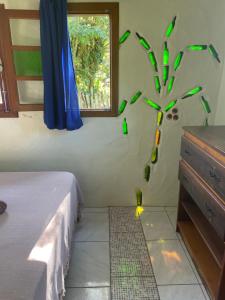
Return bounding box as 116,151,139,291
0,172,82,300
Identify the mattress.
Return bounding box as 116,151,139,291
0,172,82,300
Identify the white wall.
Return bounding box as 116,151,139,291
215,68,225,125
1,0,225,207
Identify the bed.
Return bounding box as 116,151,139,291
0,172,82,300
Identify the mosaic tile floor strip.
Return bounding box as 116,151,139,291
109,207,160,300
111,277,160,300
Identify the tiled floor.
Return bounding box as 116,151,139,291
64,207,211,300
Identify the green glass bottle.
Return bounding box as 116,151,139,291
187,45,207,51
163,42,169,65
208,44,221,63
144,98,161,111
182,86,202,99
136,189,143,206
201,96,211,114
164,100,177,112
119,30,131,45
148,51,158,72
136,32,151,50
144,165,151,182
154,76,161,94
122,118,128,135
130,91,142,104
119,100,127,115
163,66,169,86
157,111,164,126
151,147,158,164
166,16,177,38
174,51,184,71
204,117,209,127
167,76,175,94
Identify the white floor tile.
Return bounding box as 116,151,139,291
165,206,178,212
143,206,165,212
141,211,178,240
158,285,205,300
147,240,198,285
66,242,110,288
64,287,110,300
83,208,109,213
167,210,177,229
165,207,178,229
179,239,202,283
74,213,109,242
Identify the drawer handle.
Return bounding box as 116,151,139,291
184,149,192,156
209,167,221,183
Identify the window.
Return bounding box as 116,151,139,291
68,3,119,117
0,3,119,118
68,15,111,111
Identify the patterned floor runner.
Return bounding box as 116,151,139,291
109,207,160,300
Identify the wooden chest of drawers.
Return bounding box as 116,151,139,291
177,126,225,300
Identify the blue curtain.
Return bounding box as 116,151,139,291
40,0,83,130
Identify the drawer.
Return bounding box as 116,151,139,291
179,160,225,240
181,136,225,201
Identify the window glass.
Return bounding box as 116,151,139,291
13,50,42,76
68,15,111,110
17,80,43,104
10,19,40,46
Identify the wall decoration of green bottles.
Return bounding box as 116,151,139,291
167,76,175,94
201,96,211,113
118,15,220,208
135,189,144,217
119,100,127,115
136,188,143,206
157,112,163,126
119,30,131,45
122,118,128,135
163,66,169,86
208,44,221,63
182,86,203,99
154,76,161,94
166,16,176,38
144,165,151,182
136,32,151,50
187,45,207,51
163,42,169,65
130,91,142,104
174,51,184,71
164,100,177,112
151,147,158,164
148,51,158,72
144,98,161,111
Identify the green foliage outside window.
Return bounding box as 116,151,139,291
68,15,110,110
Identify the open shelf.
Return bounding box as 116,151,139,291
182,200,224,268
178,220,221,299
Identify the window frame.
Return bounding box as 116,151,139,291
67,3,119,117
0,4,18,118
3,2,119,118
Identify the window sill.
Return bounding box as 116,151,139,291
81,110,118,117
0,111,19,118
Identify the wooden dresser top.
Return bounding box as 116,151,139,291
183,126,225,158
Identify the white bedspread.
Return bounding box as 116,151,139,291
0,172,82,300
